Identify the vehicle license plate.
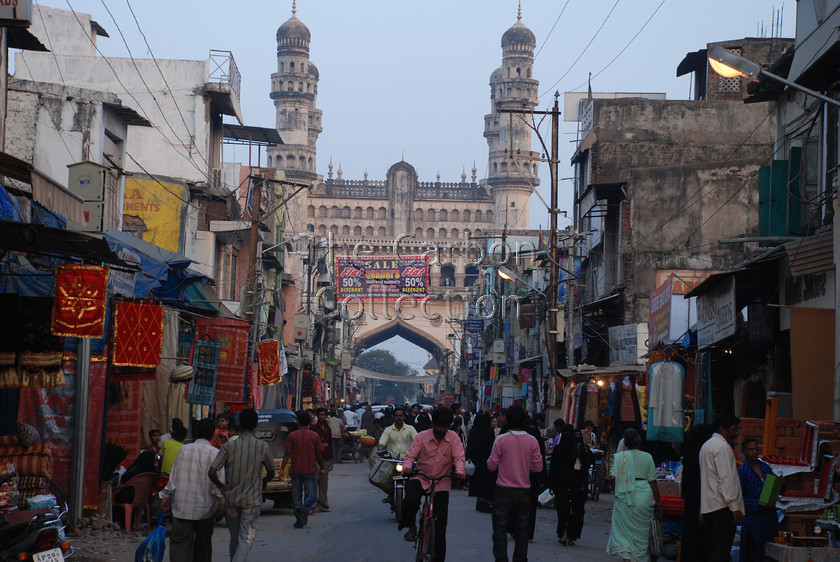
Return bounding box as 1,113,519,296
33,548,63,562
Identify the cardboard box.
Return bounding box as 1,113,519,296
657,480,680,496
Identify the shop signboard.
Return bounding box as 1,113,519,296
696,277,736,348
608,323,648,365
335,255,429,301
649,274,673,346
0,1,31,25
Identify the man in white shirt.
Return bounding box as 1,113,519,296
161,418,224,562
378,406,418,459
343,406,360,431
699,414,744,562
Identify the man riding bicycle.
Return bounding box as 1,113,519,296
400,406,466,560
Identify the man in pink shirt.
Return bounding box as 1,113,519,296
400,406,466,560
487,405,543,562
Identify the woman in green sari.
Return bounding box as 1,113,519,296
606,428,662,561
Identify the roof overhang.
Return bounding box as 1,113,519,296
6,27,47,52
0,220,136,270
103,102,151,127
205,82,243,125
788,6,840,89
223,124,282,146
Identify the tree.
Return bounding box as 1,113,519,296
355,349,420,404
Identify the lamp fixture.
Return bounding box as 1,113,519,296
707,46,840,109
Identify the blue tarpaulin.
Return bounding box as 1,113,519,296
0,187,23,222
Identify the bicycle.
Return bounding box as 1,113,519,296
409,470,452,562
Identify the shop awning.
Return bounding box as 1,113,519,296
787,7,840,88
0,220,135,270
30,171,85,224
105,228,201,299
557,364,646,378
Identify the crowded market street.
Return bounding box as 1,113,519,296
73,458,614,561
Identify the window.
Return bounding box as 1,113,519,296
318,206,328,218
439,228,447,239
378,226,386,236
439,209,448,221
378,207,387,220
366,226,374,236
354,226,362,235
451,228,459,239
342,225,350,235
331,206,340,218
441,265,455,287
415,228,423,238
426,228,435,238
475,210,483,222
343,206,351,218
451,209,459,222
355,207,363,219
330,225,338,236
464,266,479,287
464,228,471,239
307,205,315,218
474,228,482,238
427,209,436,221
486,210,494,223
318,224,326,235
366,207,375,220
463,210,471,222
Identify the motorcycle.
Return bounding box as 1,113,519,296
0,476,72,561
370,450,407,523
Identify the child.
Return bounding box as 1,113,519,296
211,413,230,448
147,429,161,455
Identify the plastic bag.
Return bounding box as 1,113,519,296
369,459,395,492
135,514,165,562
538,488,554,506
464,460,476,477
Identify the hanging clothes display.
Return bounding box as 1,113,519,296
185,340,221,405
258,339,282,386
647,360,685,442
613,376,642,440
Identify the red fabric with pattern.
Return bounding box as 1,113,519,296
112,302,163,368
258,339,281,386
51,264,109,338
195,317,250,403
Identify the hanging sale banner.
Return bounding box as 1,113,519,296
51,264,109,338
112,301,163,368
258,339,282,386
335,255,429,301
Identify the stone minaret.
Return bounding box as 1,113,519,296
484,5,540,229
269,2,322,186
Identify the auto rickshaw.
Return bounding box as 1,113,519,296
255,409,298,507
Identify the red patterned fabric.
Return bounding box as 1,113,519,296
258,339,281,386
195,317,250,403
112,302,163,368
51,264,109,338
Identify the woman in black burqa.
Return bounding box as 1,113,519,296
549,423,593,545
466,411,497,513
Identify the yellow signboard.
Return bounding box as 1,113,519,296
123,176,185,253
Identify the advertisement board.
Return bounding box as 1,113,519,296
335,255,429,301
123,176,186,253
697,277,736,348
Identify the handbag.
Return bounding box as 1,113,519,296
649,513,664,558
464,459,476,477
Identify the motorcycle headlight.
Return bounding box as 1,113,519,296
396,463,403,472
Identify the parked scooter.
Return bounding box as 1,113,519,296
0,485,72,561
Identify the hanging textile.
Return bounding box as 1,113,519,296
195,317,249,403
0,296,65,389
647,361,685,442
258,339,282,386
51,264,109,338
185,340,221,405
112,301,163,368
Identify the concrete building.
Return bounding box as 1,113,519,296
571,38,792,366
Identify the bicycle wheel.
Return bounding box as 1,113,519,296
592,476,600,501
415,514,435,562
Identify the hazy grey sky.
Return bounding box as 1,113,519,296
34,0,796,371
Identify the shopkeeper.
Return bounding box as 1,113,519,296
737,437,778,562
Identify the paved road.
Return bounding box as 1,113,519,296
199,459,616,561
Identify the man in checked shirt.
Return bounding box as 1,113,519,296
160,418,224,562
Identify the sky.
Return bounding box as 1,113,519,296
33,0,797,372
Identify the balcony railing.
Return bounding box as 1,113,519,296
209,50,241,99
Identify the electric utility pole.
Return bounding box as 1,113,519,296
497,92,565,388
